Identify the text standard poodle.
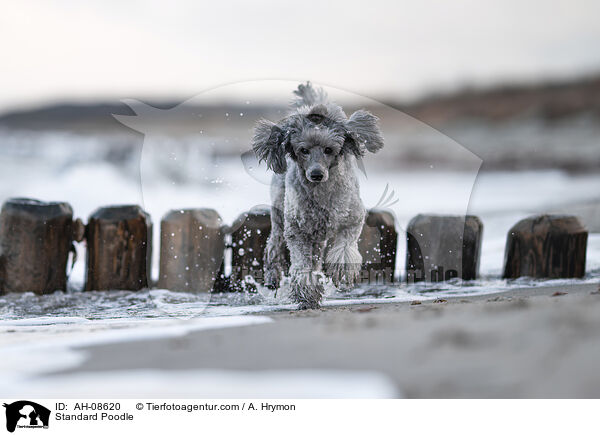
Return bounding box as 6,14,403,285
252,82,384,309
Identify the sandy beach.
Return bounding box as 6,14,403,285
18,281,590,398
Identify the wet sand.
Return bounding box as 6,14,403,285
55,282,600,398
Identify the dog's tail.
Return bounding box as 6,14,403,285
291,81,328,108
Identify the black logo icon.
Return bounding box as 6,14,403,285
3,401,50,433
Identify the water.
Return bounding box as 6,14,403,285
1,272,599,323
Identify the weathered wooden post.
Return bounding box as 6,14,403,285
358,209,397,284
230,207,271,288
406,214,483,283
503,214,587,279
85,205,152,291
158,209,224,292
0,198,75,295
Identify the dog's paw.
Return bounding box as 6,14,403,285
290,271,324,309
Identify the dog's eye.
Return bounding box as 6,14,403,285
300,148,309,155
324,147,333,155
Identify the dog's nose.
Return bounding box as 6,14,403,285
310,170,324,182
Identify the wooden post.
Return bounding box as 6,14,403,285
0,198,74,295
158,209,224,292
503,214,587,279
358,209,397,284
406,214,483,283
85,205,152,291
230,207,271,288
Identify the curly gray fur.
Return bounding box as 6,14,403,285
291,81,329,108
252,82,384,309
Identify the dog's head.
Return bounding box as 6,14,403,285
252,83,384,183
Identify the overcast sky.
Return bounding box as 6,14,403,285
1,0,600,113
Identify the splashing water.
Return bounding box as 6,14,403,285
1,271,598,323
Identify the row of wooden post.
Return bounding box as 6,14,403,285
0,197,590,295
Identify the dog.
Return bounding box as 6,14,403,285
252,82,384,309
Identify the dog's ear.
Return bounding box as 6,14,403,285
346,110,384,153
252,118,292,174
342,131,365,158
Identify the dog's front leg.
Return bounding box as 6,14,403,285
287,235,325,309
325,224,363,289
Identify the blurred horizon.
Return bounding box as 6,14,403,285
2,69,600,117
2,0,600,113
1,74,599,174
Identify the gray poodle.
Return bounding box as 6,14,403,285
252,82,384,309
